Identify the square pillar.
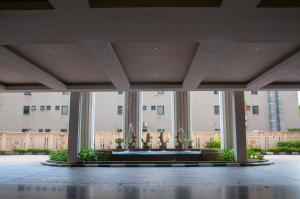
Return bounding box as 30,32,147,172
220,91,247,163
219,91,234,149
174,91,190,140
232,91,247,163
124,91,140,148
80,92,95,149
68,92,81,164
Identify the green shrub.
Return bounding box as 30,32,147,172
0,151,4,155
217,149,235,161
267,147,300,153
185,139,193,147
287,129,300,133
247,148,262,153
247,148,264,160
13,149,27,154
27,148,51,154
115,138,124,146
277,141,300,148
49,150,68,162
78,148,98,163
205,139,221,149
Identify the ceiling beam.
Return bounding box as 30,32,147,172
198,83,246,91
48,0,89,9
183,43,227,90
131,82,182,91
222,0,261,7
0,47,67,91
85,42,130,91
247,48,300,90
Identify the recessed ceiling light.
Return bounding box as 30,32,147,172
255,47,262,52
53,48,59,52
153,47,159,51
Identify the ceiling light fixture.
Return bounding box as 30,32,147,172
153,47,159,51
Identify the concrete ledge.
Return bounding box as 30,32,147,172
41,160,272,167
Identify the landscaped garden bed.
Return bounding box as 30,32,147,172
42,147,271,167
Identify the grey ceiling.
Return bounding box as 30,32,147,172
0,0,300,92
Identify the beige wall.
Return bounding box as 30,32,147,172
190,91,220,132
244,91,270,131
0,91,299,133
94,92,124,132
141,91,173,132
281,91,300,129
0,92,70,132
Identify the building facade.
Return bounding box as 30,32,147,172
0,91,299,133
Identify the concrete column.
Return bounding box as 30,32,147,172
220,91,247,163
80,92,95,149
232,91,247,163
124,91,140,148
219,91,234,149
174,91,190,139
68,92,81,164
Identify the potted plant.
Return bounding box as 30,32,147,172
115,138,124,150
185,139,193,150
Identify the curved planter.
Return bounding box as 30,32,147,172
42,159,273,167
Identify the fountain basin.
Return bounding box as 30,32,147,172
108,150,202,161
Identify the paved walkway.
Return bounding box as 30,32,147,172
0,155,300,199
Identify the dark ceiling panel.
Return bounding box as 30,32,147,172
0,0,53,10
89,0,222,8
258,0,300,7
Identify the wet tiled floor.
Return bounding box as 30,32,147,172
0,155,300,199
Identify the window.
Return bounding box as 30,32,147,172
24,92,31,96
251,91,258,95
117,105,123,115
40,106,45,111
157,128,165,133
55,106,60,111
142,121,148,132
45,129,51,132
21,128,29,132
60,129,67,132
61,106,68,115
38,129,43,132
157,105,164,115
246,105,251,110
46,106,51,110
151,105,156,110
157,91,164,95
118,91,123,95
252,106,259,114
213,91,219,95
214,105,220,115
143,105,147,110
31,106,36,111
23,106,30,115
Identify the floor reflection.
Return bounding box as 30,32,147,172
1,184,300,199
